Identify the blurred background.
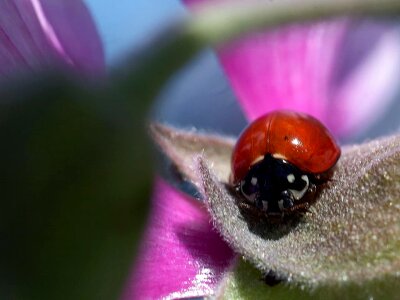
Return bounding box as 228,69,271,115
85,0,247,137
85,0,400,143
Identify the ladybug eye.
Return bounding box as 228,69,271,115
240,177,259,203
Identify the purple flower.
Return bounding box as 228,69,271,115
124,1,400,299
0,0,104,77
122,178,234,299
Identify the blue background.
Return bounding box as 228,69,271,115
85,0,247,135
85,0,185,64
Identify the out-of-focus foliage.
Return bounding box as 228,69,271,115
0,72,151,299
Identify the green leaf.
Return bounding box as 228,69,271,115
219,259,400,300
187,0,400,46
150,124,400,293
198,135,400,286
150,123,235,185
0,73,151,300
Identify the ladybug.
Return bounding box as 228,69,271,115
231,110,340,218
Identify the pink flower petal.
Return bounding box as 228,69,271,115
218,21,347,127
327,22,400,137
183,1,400,138
0,0,104,77
122,178,235,300
219,20,400,138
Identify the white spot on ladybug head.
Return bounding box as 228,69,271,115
287,174,295,183
301,175,309,184
289,175,309,201
251,177,258,186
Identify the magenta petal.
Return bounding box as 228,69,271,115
37,0,105,74
218,22,345,124
183,1,400,138
122,179,235,300
219,20,400,138
0,0,104,77
327,22,400,137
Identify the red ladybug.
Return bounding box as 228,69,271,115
231,110,340,217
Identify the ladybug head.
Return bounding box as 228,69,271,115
238,154,311,215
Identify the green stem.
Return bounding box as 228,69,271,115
187,0,400,45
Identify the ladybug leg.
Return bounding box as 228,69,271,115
285,202,310,214
307,182,317,195
281,190,311,214
236,199,266,219
284,183,316,214
299,182,318,208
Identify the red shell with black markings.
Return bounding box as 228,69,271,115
231,110,341,184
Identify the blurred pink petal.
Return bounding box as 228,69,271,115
184,1,400,137
219,21,400,137
218,22,347,129
327,22,400,137
122,178,235,300
0,0,104,77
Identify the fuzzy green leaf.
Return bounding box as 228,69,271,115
152,124,400,288
198,135,400,286
0,73,151,300
217,259,400,300
150,123,235,186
